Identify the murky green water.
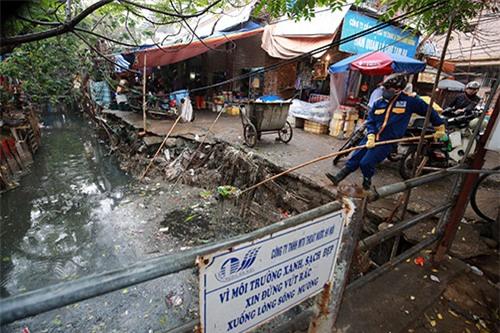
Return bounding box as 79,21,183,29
0,111,131,297
0,111,219,332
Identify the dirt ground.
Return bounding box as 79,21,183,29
100,109,500,333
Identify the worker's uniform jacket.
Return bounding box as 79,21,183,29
346,93,444,179
366,93,444,141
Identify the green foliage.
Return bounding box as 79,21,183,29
0,35,89,105
256,0,356,20
3,0,67,37
380,0,489,34
256,0,487,34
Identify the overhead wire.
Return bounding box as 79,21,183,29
110,0,444,101
189,0,445,93
168,3,446,187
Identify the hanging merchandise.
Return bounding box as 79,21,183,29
180,97,194,122
89,80,111,108
251,77,261,88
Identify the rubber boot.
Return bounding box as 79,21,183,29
325,167,351,186
362,177,372,190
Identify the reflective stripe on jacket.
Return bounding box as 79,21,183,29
366,93,444,141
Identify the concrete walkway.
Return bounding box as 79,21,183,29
102,109,499,219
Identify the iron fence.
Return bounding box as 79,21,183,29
0,169,457,331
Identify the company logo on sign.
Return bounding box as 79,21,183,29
215,247,260,282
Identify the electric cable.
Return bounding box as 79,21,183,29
188,0,445,93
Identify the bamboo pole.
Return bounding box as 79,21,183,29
140,114,182,181
239,134,435,195
141,53,147,135
172,106,226,187
389,13,456,259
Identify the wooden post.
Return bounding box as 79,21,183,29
141,53,147,135
433,82,500,262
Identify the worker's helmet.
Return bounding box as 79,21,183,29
465,81,480,90
382,74,408,90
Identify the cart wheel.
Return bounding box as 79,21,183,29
278,121,293,143
244,124,258,147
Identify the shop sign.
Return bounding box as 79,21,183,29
198,211,344,333
340,10,419,57
418,72,436,84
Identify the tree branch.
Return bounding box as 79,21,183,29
72,31,139,74
15,14,60,27
74,27,139,48
1,0,114,48
119,0,224,19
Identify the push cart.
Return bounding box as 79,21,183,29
240,101,293,147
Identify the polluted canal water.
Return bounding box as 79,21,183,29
0,111,225,332
0,111,315,332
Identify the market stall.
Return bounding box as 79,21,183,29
328,51,426,138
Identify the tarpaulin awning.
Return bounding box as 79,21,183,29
437,79,465,91
426,57,456,73
328,51,426,75
261,6,351,59
132,22,263,68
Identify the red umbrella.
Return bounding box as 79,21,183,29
329,51,426,76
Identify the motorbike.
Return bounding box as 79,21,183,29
128,92,179,119
398,106,484,179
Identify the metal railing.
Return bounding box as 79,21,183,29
0,169,455,330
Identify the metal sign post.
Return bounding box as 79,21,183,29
309,185,367,333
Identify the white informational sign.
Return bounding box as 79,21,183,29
485,114,500,152
199,211,344,333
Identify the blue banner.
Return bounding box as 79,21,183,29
339,10,419,57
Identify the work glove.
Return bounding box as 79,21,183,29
366,134,376,149
433,124,446,141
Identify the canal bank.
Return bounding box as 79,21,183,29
3,105,324,332
1,106,498,332
0,110,271,332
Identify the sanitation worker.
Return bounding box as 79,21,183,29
325,73,446,190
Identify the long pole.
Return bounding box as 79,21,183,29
413,14,455,177
388,14,456,258
239,135,434,195
142,53,148,134
140,114,182,181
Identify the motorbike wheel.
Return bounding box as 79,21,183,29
470,166,500,223
387,145,402,162
243,124,258,148
399,146,417,180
